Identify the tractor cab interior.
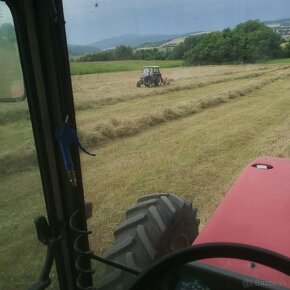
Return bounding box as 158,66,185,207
1,0,290,290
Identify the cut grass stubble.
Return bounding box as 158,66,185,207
85,76,290,254
74,66,288,111
3,67,289,173
79,70,290,148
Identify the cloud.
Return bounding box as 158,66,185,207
0,2,13,25
62,0,290,45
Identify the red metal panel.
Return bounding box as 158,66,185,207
193,157,290,287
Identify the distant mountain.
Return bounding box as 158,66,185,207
90,34,184,50
137,39,170,48
263,18,290,26
68,44,100,55
158,31,208,48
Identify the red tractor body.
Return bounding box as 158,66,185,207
194,157,290,287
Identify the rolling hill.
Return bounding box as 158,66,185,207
89,34,185,50
68,44,101,55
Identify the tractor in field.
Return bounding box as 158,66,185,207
136,66,163,87
2,1,290,290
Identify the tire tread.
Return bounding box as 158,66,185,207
98,193,199,290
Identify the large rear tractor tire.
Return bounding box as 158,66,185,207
97,193,200,290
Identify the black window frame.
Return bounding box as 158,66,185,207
3,0,92,289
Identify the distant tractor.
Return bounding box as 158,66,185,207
136,66,163,87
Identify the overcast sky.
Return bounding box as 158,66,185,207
62,0,290,45
0,2,13,25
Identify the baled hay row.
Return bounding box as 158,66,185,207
75,66,287,111
80,71,290,148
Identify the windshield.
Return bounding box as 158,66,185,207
65,0,290,288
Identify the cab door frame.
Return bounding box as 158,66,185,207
4,0,92,289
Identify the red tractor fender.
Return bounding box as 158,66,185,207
193,157,290,286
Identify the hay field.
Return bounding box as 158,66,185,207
2,63,290,288
70,64,290,254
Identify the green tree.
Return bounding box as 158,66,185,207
184,31,236,65
115,45,133,60
232,20,282,62
184,20,282,65
168,43,185,59
78,50,116,62
282,39,290,57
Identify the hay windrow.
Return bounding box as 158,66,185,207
3,66,290,172
79,70,290,148
75,66,289,111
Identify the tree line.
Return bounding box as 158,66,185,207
180,20,283,65
77,46,171,62
78,20,290,64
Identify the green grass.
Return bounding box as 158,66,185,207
0,44,24,98
0,171,44,287
0,101,34,173
260,58,290,64
0,170,59,289
0,99,58,289
70,60,183,75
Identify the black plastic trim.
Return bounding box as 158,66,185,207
129,243,290,290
